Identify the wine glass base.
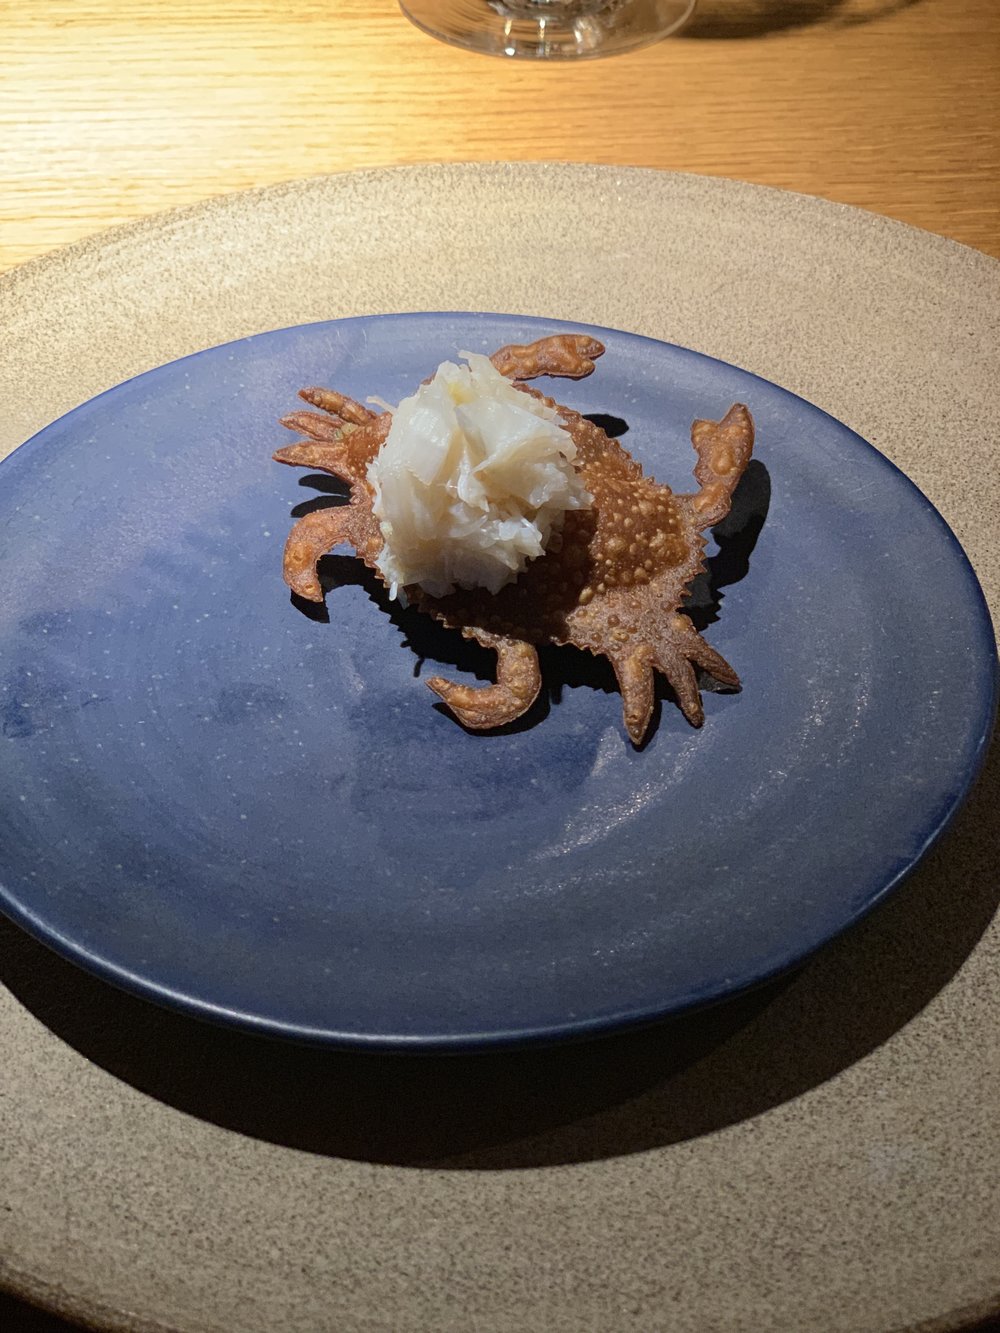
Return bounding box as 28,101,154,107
399,0,698,59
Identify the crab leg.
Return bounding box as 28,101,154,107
612,646,657,746
654,613,740,729
687,404,755,529
298,386,375,425
282,506,359,602
278,409,351,443
274,439,355,482
490,334,605,382
612,614,741,741
426,634,542,731
274,411,391,485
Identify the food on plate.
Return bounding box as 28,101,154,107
368,347,592,599
274,333,754,743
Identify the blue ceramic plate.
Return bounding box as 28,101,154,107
0,313,995,1048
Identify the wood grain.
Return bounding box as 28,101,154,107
1,0,998,273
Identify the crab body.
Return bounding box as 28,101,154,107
274,335,754,744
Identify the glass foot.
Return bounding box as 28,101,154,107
400,0,698,59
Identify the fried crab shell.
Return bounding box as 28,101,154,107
274,334,754,744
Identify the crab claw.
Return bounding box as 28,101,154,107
427,635,542,731
281,506,358,602
688,404,755,530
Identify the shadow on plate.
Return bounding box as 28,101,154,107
680,0,924,40
0,1288,85,1332
1,730,996,1171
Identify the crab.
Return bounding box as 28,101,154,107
274,333,754,744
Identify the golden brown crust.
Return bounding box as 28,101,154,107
690,405,756,526
272,334,755,743
426,634,542,730
281,506,358,602
273,412,389,488
298,386,376,426
490,333,605,381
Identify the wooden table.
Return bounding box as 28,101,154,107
2,0,998,276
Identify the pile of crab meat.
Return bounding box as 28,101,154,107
367,352,591,600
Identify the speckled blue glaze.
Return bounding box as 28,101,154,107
0,313,995,1048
